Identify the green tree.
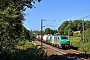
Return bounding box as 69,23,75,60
64,30,68,35
0,5,24,51
58,21,69,34
85,20,90,29
85,28,90,42
0,0,41,52
64,20,74,34
68,28,73,36
57,20,90,36
53,30,58,34
73,20,82,31
44,28,51,34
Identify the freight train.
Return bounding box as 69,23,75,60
36,34,70,48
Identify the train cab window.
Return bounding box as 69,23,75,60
61,36,68,39
58,37,59,39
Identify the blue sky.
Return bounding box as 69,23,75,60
23,0,90,31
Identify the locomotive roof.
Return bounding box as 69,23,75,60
50,35,68,36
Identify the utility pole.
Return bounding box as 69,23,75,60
41,19,43,48
31,29,32,39
82,19,84,53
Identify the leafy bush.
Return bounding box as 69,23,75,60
0,40,47,60
70,37,81,47
73,32,81,37
17,41,25,46
0,48,47,60
16,40,35,50
70,36,90,54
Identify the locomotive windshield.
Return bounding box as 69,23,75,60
61,36,68,39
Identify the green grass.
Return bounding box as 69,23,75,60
70,37,90,54
70,37,81,47
16,40,35,50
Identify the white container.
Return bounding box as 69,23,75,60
43,35,49,42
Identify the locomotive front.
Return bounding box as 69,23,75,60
60,35,70,48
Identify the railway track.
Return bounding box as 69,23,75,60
33,41,65,55
33,40,83,54
38,41,66,55
33,40,90,60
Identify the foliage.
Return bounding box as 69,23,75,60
64,30,68,35
73,31,81,37
85,20,90,29
0,0,41,11
58,21,69,34
44,28,58,35
70,37,81,47
0,38,48,60
0,0,41,54
50,29,58,35
85,28,90,42
68,28,73,36
73,20,82,31
16,40,35,50
29,30,37,40
58,20,90,35
0,4,24,52
70,36,90,54
44,28,51,34
21,26,31,40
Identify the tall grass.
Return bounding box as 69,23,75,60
70,37,90,54
70,37,81,47
16,40,35,50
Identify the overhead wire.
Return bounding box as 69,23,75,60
59,9,90,21
52,9,90,26
52,15,90,29
78,15,90,20
42,9,90,30
48,9,90,25
44,15,90,30
43,20,56,27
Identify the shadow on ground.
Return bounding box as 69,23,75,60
62,46,78,50
0,48,47,60
69,46,78,50
0,48,90,60
48,53,90,60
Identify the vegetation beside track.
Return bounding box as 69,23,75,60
16,40,35,50
1,39,89,60
0,40,48,60
70,37,90,54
